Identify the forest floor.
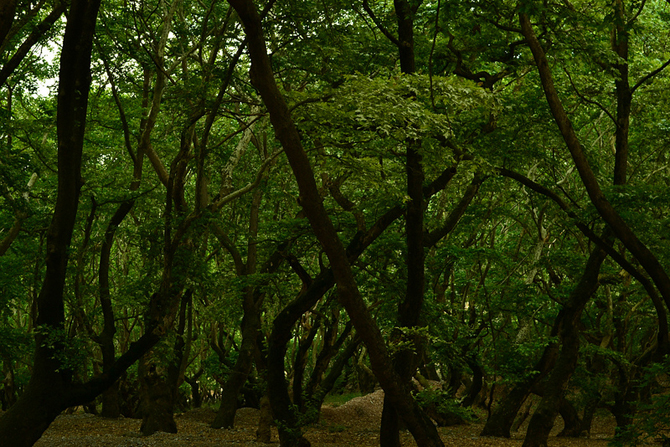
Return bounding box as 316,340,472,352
17,390,656,446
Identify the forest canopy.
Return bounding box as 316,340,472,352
1,0,670,446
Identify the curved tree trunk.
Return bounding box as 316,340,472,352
99,200,135,418
292,318,320,413
519,12,670,342
303,316,350,402
480,317,562,438
228,3,445,444
0,1,101,444
211,289,263,429
304,335,361,422
522,246,607,447
139,355,178,435
461,356,484,408
211,219,288,429
556,398,583,438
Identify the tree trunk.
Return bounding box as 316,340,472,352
519,12,670,328
480,318,562,438
380,0,431,443
303,335,361,422
292,318,320,413
303,316,350,402
522,246,607,447
461,356,484,408
380,397,402,447
139,355,177,435
99,200,135,418
212,191,289,429
184,370,203,408
256,392,273,443
266,277,330,446
262,197,412,443
228,3,444,444
101,383,121,419
211,290,262,429
611,364,637,432
556,398,583,437
0,1,101,444
139,289,192,435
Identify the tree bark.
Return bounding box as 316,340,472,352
212,233,290,429
522,246,608,447
381,1,431,444
99,201,135,418
139,291,192,435
556,398,583,437
292,318,320,413
0,0,101,444
519,12,670,336
226,2,444,444
304,335,361,422
212,189,266,429
461,355,484,408
480,318,562,438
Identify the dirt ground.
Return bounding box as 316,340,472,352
18,390,653,446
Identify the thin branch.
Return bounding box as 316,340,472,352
362,0,400,47
429,0,441,110
632,57,670,94
0,2,67,86
628,0,647,25
562,67,616,124
210,148,283,212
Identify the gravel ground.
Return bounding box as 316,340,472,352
4,390,648,446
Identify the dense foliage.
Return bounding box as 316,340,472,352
1,0,670,446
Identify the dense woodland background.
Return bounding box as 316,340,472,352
1,0,670,446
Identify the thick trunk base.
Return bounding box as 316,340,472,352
101,382,121,418
380,396,401,447
139,360,177,436
256,394,273,443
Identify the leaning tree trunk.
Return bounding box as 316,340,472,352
99,200,135,418
227,2,445,446
211,288,263,429
292,317,321,413
556,398,583,437
480,317,562,438
0,1,101,444
304,335,361,422
519,12,670,330
522,246,608,447
211,226,288,429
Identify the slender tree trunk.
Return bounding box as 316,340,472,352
212,215,288,429
184,369,203,408
211,288,263,428
304,336,361,422
461,356,484,408
381,1,430,444
556,398,583,437
292,318,320,413
263,196,409,444
99,200,134,418
256,391,273,443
